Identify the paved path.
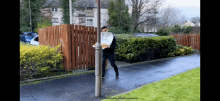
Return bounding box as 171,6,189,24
20,53,200,101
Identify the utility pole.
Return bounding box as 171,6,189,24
29,0,32,31
95,0,102,98
69,0,72,24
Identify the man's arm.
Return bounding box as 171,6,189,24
110,36,116,49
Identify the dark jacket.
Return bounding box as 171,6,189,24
103,36,116,54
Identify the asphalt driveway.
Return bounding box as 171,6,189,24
20,53,200,101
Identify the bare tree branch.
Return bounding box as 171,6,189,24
156,5,186,28
129,0,163,31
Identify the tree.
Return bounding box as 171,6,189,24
120,5,133,32
60,0,75,24
107,0,117,27
157,5,186,29
127,0,163,32
107,0,132,33
20,0,54,33
190,17,200,25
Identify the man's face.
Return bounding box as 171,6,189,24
101,28,108,32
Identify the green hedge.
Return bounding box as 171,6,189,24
115,36,177,62
155,28,171,36
168,45,194,57
20,42,63,80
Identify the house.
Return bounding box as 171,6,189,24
73,0,109,27
181,20,195,27
41,0,109,27
41,0,62,26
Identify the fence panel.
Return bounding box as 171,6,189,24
79,26,82,70
91,27,95,68
170,33,200,51
82,26,86,69
85,27,89,69
71,25,75,70
88,27,92,69
75,25,79,70
38,24,97,71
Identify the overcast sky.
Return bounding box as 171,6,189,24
125,0,200,20
163,0,200,20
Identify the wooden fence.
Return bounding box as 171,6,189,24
38,24,97,71
170,33,200,51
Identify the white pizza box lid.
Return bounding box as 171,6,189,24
92,32,114,49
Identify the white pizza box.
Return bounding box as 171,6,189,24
92,32,114,49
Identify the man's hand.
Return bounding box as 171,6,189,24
106,46,110,48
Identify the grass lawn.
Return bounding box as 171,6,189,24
102,67,200,101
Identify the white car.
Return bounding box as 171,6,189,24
30,35,39,46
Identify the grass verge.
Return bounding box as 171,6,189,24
102,67,200,101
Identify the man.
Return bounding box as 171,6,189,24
101,26,119,78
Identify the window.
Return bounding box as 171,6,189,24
102,19,106,23
78,14,85,17
51,8,58,12
77,8,85,12
87,8,93,11
51,18,59,23
34,37,39,41
86,19,93,26
79,18,86,23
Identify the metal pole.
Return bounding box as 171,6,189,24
69,0,72,24
29,0,32,31
95,0,102,98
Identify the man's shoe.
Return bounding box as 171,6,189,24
116,72,119,77
102,75,105,78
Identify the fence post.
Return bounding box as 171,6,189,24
82,26,86,70
75,25,79,70
78,26,82,70
86,27,89,69
71,25,75,70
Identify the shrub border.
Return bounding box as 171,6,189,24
20,51,199,85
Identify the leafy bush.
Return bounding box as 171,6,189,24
181,26,193,34
168,45,194,57
155,28,171,36
160,25,193,34
34,19,52,33
172,25,182,33
115,36,177,62
20,42,63,80
109,27,127,34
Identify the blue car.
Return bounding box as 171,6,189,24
133,33,158,37
20,32,38,43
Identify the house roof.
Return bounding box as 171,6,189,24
42,0,61,7
42,0,109,8
74,0,97,8
182,21,195,26
75,0,109,8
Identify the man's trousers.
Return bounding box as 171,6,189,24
102,51,119,76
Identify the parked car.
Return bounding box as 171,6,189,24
133,33,158,37
20,32,38,43
20,35,26,43
30,35,39,46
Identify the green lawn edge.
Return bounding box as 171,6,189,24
102,67,200,101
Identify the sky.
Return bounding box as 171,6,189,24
125,0,200,21
163,0,200,20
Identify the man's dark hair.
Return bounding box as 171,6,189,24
101,26,107,29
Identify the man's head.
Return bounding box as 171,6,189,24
101,26,108,32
